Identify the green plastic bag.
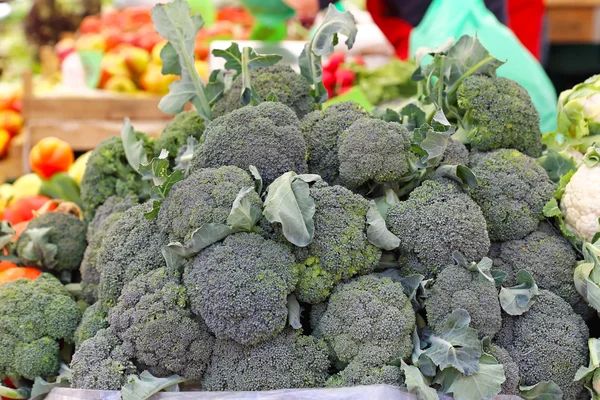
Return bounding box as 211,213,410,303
239,0,295,40
409,0,557,133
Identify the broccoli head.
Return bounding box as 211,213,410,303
191,101,308,186
158,166,262,242
302,101,370,185
293,183,381,304
454,75,543,157
440,138,469,166
316,274,415,366
338,118,413,191
327,360,404,387
109,268,214,380
96,203,168,308
488,344,520,396
212,64,314,120
154,111,204,167
0,274,81,380
425,264,502,338
494,290,589,400
16,212,87,274
184,232,298,346
70,328,137,390
80,134,153,218
74,302,108,349
81,195,138,303
386,179,490,278
202,328,330,391
469,149,555,241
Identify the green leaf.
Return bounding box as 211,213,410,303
491,270,507,287
31,363,72,400
574,259,600,314
174,136,198,177
414,109,456,168
263,172,320,247
401,360,439,400
454,252,495,284
444,354,505,400
140,150,186,219
161,245,185,275
249,165,263,195
205,69,226,106
152,0,212,120
374,188,400,218
167,223,231,258
543,198,562,219
520,381,563,400
266,92,279,102
159,42,180,75
21,228,58,269
583,145,600,168
298,4,357,104
287,293,302,329
371,108,401,123
434,165,478,190
0,221,15,252
227,187,262,232
121,118,148,172
423,309,482,375
399,103,427,130
499,270,540,315
122,371,185,400
212,43,243,77
366,200,400,250
575,338,600,400
537,150,577,183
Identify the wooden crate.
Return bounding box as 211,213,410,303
547,0,600,44
0,138,24,182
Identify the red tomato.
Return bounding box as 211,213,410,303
80,16,102,34
3,196,50,225
0,267,42,286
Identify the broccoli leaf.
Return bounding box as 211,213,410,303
152,0,215,120
287,293,302,329
373,188,400,218
227,187,262,232
437,354,505,400
366,201,400,250
21,227,58,269
263,172,321,247
298,4,357,104
423,309,482,375
519,381,563,400
574,241,600,314
122,371,185,400
434,165,478,190
401,360,439,400
400,103,427,130
371,108,401,123
414,109,456,167
174,136,198,177
249,165,263,195
0,221,15,253
537,150,577,183
121,118,148,172
575,338,600,399
168,223,231,258
140,150,185,219
499,270,540,316
453,252,495,284
583,144,600,168
161,246,186,275
30,363,72,400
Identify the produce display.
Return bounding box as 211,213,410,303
2,1,600,400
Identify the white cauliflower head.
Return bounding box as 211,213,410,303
561,163,600,241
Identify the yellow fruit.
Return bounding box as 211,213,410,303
68,151,92,185
10,173,42,204
0,183,13,210
195,60,209,82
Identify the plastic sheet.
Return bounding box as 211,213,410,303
46,386,524,400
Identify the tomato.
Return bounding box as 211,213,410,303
0,110,23,137
0,267,42,286
0,129,10,158
0,262,17,273
3,196,50,225
29,137,74,179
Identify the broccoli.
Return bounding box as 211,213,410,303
293,183,381,304
315,274,415,367
154,111,204,167
74,302,108,349
494,290,589,400
488,344,520,396
327,360,404,387
70,328,137,390
79,134,153,218
425,264,502,338
338,118,413,191
158,166,262,242
191,101,308,186
202,328,330,391
16,212,87,274
96,203,168,308
109,268,214,380
302,101,370,185
469,149,555,242
81,195,138,303
452,75,543,157
386,179,490,278
212,64,315,120
0,274,81,380
184,232,298,346
491,222,592,319
440,138,469,166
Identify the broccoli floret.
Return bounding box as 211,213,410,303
70,328,137,390
154,111,204,167
81,195,138,303
294,183,381,304
453,75,543,157
327,360,404,387
0,274,82,380
202,328,330,391
212,64,314,120
338,119,413,191
440,138,469,166
16,212,87,273
109,268,214,380
492,223,592,319
315,274,415,366
184,232,298,345
74,302,108,349
96,203,167,308
191,101,308,186
158,166,262,242
494,290,589,400
488,344,520,396
425,264,502,338
302,101,370,185
386,179,490,278
469,149,555,241
80,134,153,218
